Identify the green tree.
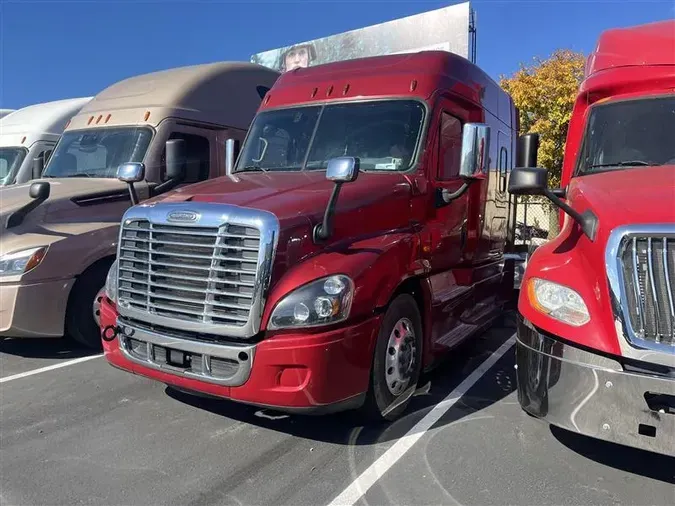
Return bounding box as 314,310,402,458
500,49,586,236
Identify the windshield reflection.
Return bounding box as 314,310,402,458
577,95,675,175
0,147,28,185
43,127,153,179
236,100,425,173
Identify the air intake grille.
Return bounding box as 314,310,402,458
117,220,261,328
619,236,675,346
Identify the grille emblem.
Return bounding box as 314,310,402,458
167,210,200,223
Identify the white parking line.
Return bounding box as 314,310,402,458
328,334,516,506
0,354,103,384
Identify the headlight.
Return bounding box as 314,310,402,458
268,274,354,330
105,259,118,302
0,247,48,277
527,277,590,326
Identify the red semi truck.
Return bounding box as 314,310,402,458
98,51,534,420
509,20,674,456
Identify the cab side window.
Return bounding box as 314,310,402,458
437,112,462,180
164,132,210,183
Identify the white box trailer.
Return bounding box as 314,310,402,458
0,98,92,186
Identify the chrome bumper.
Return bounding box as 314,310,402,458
116,319,256,387
516,317,675,457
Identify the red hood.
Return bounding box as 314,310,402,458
525,165,675,357
567,165,675,228
148,170,415,272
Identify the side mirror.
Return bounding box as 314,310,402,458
150,138,187,198
117,162,145,206
314,157,360,242
29,181,50,200
508,166,598,241
225,138,240,176
32,154,45,180
326,156,359,183
6,181,51,229
165,138,186,181
459,123,491,179
508,166,548,196
516,133,540,168
117,162,145,183
436,124,489,207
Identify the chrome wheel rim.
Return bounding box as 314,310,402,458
93,288,104,327
385,317,417,396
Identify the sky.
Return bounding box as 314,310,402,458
1,0,673,109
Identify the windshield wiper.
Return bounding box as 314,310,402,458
237,165,268,173
64,173,93,178
587,160,651,169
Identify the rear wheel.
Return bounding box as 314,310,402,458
360,294,423,422
66,261,111,350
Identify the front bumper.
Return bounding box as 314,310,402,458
100,296,380,413
516,316,674,457
0,279,75,337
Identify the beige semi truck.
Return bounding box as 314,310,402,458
0,61,279,349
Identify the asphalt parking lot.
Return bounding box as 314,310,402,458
1,313,673,506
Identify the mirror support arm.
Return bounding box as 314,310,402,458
127,184,140,206
543,188,597,241
6,182,50,229
436,182,471,207
313,182,343,242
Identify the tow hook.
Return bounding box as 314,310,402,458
101,325,120,342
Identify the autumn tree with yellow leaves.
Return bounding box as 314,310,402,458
500,49,586,235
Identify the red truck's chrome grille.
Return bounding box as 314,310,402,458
619,235,675,347
117,220,261,329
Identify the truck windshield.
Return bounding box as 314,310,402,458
576,95,675,175
0,147,28,185
236,100,425,173
43,126,153,179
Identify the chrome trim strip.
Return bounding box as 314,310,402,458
646,238,661,342
116,319,256,386
630,237,645,334
115,201,279,339
605,224,675,365
664,238,675,332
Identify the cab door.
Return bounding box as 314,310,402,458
425,100,476,353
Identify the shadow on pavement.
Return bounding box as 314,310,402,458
165,313,518,446
550,426,675,484
0,337,96,360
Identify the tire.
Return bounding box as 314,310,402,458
360,294,423,422
65,261,111,350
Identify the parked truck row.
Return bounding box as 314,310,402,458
0,62,280,347
1,19,672,457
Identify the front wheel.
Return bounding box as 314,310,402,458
360,294,423,422
65,262,111,350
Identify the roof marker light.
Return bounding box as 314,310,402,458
410,79,418,92
326,85,334,97
343,84,350,95
311,87,318,98
143,111,151,121
105,114,111,123
87,116,94,125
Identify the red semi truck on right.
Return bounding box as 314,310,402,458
509,20,674,456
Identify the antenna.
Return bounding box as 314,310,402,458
469,7,477,63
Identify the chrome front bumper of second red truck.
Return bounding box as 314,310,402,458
515,316,674,457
